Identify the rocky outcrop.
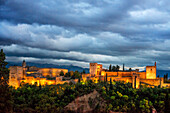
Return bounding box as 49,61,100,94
64,90,107,113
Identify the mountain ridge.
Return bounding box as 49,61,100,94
7,62,89,73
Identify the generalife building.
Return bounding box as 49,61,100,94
9,60,77,88
82,62,170,88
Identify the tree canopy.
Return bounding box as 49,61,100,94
0,49,13,112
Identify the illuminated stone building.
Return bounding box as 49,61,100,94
90,63,102,76
82,62,170,88
9,61,77,88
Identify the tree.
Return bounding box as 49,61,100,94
110,78,113,90
60,71,64,76
70,71,74,77
0,49,13,112
82,70,86,74
166,73,168,81
112,66,116,71
129,68,132,71
46,75,50,79
64,72,70,77
164,74,168,82
165,89,170,113
116,65,120,72
78,78,81,83
73,71,81,79
109,64,112,71
106,73,108,82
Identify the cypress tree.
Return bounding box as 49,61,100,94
110,78,113,90
109,64,112,71
0,49,13,112
78,78,81,83
106,73,108,82
165,89,170,113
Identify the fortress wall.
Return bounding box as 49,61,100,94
118,72,134,77
90,63,98,76
46,80,56,85
9,66,24,88
110,77,132,83
146,66,156,79
105,72,118,76
39,68,68,77
28,66,39,71
22,76,35,85
9,79,20,88
103,71,135,77
93,76,133,83
137,72,146,79
140,78,160,86
9,66,24,79
97,64,102,75
38,78,47,85
51,68,68,77
162,83,170,87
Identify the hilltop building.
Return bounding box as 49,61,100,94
82,62,170,88
9,60,78,88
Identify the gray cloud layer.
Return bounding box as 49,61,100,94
0,0,170,70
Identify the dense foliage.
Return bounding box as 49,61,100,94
9,80,170,113
0,49,13,113
97,81,170,113
11,82,96,113
108,64,120,72
60,70,81,79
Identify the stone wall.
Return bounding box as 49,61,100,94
9,66,24,88
38,68,68,77
90,63,98,76
146,66,156,79
140,78,160,86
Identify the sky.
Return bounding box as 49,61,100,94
1,0,170,70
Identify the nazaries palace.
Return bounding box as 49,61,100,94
82,62,170,88
9,60,78,88
9,61,170,88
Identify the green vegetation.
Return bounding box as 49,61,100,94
8,81,169,113
62,70,81,79
46,75,55,80
98,81,170,113
164,73,170,83
11,82,96,113
0,49,13,112
108,64,120,72
59,71,64,76
129,68,132,71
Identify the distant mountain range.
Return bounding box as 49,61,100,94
6,62,170,78
7,62,89,73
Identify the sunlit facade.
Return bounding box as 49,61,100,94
83,62,170,88
9,61,77,88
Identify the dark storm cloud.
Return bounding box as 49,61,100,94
0,0,170,70
0,0,135,26
0,37,22,45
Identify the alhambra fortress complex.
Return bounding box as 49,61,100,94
9,61,170,88
9,60,77,88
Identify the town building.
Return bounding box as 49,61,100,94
9,60,78,88
82,62,170,88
